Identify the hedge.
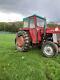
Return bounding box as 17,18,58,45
0,22,23,32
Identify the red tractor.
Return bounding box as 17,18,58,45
15,14,60,57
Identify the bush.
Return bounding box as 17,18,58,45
47,23,59,27
0,21,23,32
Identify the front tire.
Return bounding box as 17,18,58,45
15,31,30,52
42,41,58,57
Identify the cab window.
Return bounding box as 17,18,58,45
29,18,35,28
24,19,29,27
37,17,44,27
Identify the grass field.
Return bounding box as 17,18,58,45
0,33,60,80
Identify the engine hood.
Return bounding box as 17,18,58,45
46,27,60,33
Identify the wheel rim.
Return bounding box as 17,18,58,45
16,36,24,47
43,45,54,55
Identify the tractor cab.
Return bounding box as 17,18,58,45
23,15,46,29
23,15,47,44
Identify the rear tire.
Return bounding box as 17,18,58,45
42,41,58,57
15,31,30,52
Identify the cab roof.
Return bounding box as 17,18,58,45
23,14,46,21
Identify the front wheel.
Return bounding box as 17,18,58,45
42,41,58,57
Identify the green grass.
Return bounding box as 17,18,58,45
0,33,60,80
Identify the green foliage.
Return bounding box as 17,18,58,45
0,33,60,80
47,23,59,27
0,22,23,32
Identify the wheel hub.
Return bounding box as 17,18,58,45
43,45,53,55
16,36,24,47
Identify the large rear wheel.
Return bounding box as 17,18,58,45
42,41,58,57
15,31,30,51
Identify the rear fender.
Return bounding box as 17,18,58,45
18,28,37,43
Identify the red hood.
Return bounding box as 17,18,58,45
46,27,60,33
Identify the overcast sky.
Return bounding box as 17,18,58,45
0,0,60,22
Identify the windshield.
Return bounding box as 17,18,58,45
37,17,45,27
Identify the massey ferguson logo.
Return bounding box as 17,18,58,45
55,27,59,31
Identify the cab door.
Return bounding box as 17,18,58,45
29,16,38,43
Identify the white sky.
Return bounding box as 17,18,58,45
0,0,60,22
0,12,24,22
